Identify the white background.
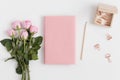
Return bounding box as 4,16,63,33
0,0,120,80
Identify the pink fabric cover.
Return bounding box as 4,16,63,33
44,16,75,64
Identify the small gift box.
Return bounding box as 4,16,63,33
94,3,118,27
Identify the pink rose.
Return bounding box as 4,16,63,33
7,29,16,37
22,20,32,29
21,31,28,40
12,21,21,30
30,26,38,34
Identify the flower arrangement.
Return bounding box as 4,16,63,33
0,20,43,80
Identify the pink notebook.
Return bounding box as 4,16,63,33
44,16,75,64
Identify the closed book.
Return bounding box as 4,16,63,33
44,16,75,64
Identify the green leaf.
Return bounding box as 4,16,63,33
28,49,38,60
32,45,41,50
5,42,12,51
33,36,43,46
1,39,12,46
16,65,22,74
0,39,13,51
31,52,38,60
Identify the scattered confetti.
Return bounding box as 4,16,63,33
106,33,112,40
94,43,100,51
105,53,112,63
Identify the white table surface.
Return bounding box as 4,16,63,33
0,0,120,80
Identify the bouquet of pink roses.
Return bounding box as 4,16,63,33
0,20,43,80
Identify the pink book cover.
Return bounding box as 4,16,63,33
44,16,75,64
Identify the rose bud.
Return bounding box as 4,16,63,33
30,26,38,34
21,31,28,40
12,20,21,30
22,20,32,29
7,29,16,37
